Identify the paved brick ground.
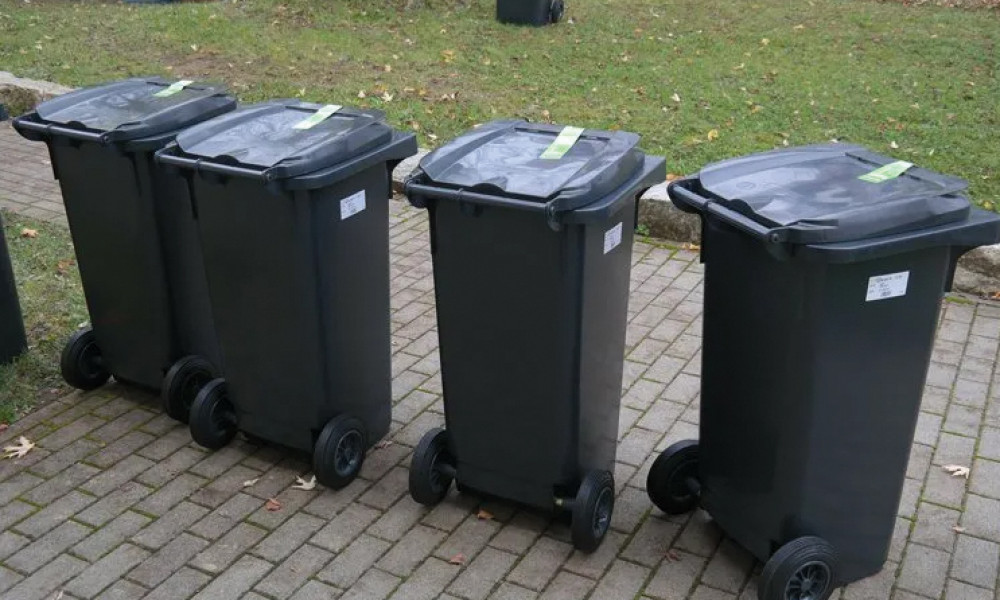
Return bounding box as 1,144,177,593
2,122,999,600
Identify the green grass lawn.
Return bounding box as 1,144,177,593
0,211,85,424
1,0,998,206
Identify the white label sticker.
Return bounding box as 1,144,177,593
866,271,909,302
603,222,623,255
340,190,367,221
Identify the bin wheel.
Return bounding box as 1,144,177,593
60,327,110,391
647,439,700,515
571,470,614,553
188,378,237,450
314,415,367,490
758,537,837,600
409,428,454,506
162,356,215,424
549,0,565,23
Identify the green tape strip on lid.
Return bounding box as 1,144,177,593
859,160,913,183
293,104,342,130
540,126,585,160
153,80,194,98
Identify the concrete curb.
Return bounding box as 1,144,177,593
4,72,999,295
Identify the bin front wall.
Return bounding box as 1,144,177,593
191,167,392,451
0,214,27,365
430,199,627,509
52,141,175,389
698,216,948,583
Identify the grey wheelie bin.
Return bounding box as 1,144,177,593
403,120,665,552
645,144,1000,600
497,0,564,25
12,78,234,412
156,101,417,489
0,212,26,365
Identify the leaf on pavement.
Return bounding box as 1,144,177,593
292,475,317,491
448,553,466,565
476,509,494,521
666,549,681,562
265,497,282,511
374,440,393,450
2,436,36,459
942,464,970,478
242,478,260,488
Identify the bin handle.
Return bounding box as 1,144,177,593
12,118,111,144
404,181,549,215
669,183,788,246
156,148,273,182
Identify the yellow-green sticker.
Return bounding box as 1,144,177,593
540,126,585,160
293,104,342,130
153,80,194,98
859,160,913,183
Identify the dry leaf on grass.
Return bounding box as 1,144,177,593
476,509,494,521
2,436,36,459
0,423,8,433
293,475,317,491
448,553,466,565
707,129,720,142
265,498,282,511
682,242,702,252
671,93,681,103
665,173,682,182
942,464,970,478
242,478,260,488
20,228,38,239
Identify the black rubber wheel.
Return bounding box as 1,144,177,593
571,470,614,553
549,0,565,23
188,378,237,450
161,356,215,424
60,327,110,391
314,415,368,490
647,439,700,515
409,428,454,506
759,537,837,600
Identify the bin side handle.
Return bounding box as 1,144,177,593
156,148,273,182
403,181,548,214
12,117,110,144
669,183,787,246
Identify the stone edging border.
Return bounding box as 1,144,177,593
3,71,997,295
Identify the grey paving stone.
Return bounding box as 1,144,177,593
64,543,149,599
0,499,35,531
27,437,103,478
190,522,268,574
488,582,539,600
135,446,204,488
933,433,976,468
507,536,573,591
359,466,410,510
87,431,156,469
961,494,1000,541
562,530,625,580
79,455,154,496
367,495,429,542
447,546,518,600
0,565,23,595
190,554,272,600
2,553,87,600
337,567,400,600
377,523,447,577
254,542,332,599
944,579,993,600
489,511,547,554
587,559,649,600
72,510,151,562
74,481,153,527
911,501,961,551
897,543,950,598
252,511,325,562
386,557,461,600
537,570,595,600
127,532,209,588
142,566,211,600
700,538,756,593
311,502,381,553
185,493,259,540
970,457,1000,499
979,427,1000,460
133,472,206,516
319,533,391,589
14,490,96,538
0,530,30,562
131,501,210,550
433,515,501,563
950,534,999,589
622,515,681,568
7,520,92,573
944,403,984,437
93,579,147,600
645,549,707,600
674,510,723,557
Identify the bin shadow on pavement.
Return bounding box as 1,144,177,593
1,125,999,600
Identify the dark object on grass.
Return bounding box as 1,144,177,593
0,212,27,366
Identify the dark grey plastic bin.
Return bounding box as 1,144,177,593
645,144,1000,600
0,212,26,365
404,120,665,553
12,78,235,404
156,101,418,490
497,0,564,25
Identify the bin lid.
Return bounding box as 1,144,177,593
174,101,394,180
35,77,234,142
695,143,972,243
415,120,644,203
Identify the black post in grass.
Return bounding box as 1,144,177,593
0,212,27,365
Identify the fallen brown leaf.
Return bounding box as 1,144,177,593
476,509,494,521
265,497,282,511
942,464,970,478
953,526,967,533
374,440,393,450
56,259,75,276
682,242,701,252
242,478,260,488
2,436,36,459
20,228,38,239
448,553,466,565
0,423,8,433
665,173,682,182
292,475,317,491
666,549,681,562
